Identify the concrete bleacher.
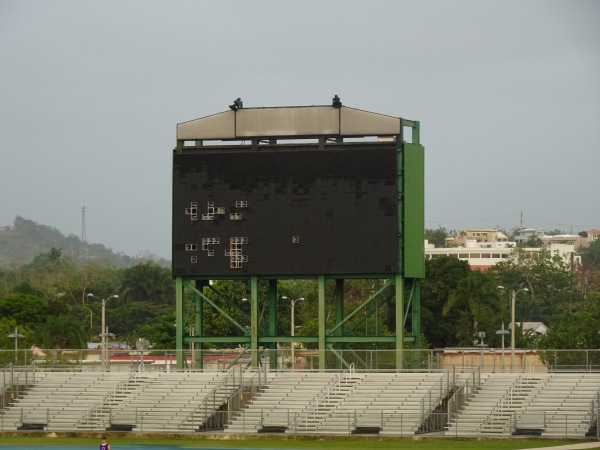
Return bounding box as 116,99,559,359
445,373,600,438
446,373,544,436
224,371,340,434
94,371,231,433
224,371,450,435
517,373,600,438
3,369,600,437
1,371,130,431
319,372,448,435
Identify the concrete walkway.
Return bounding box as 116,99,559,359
526,443,600,450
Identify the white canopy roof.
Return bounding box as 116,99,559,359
177,105,403,141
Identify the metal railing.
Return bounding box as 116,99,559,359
1,363,36,411
447,365,482,422
588,391,600,440
6,348,600,373
416,365,455,433
290,363,356,432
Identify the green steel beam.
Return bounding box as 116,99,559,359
224,349,249,370
395,274,404,370
326,336,411,343
335,279,344,337
412,278,421,366
194,281,204,370
403,282,414,329
175,277,184,370
185,335,415,344
327,279,393,336
250,276,259,366
396,137,406,371
268,279,278,369
326,345,352,369
335,279,344,370
207,284,251,325
186,336,251,343
403,143,425,278
318,275,326,370
185,281,247,334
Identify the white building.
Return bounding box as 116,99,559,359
425,240,580,270
541,234,583,251
514,228,545,245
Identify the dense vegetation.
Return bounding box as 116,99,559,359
1,225,600,365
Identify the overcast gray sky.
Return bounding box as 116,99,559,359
1,1,599,260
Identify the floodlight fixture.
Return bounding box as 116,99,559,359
229,97,243,111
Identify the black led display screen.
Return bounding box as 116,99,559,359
173,143,399,277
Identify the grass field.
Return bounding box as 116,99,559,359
0,435,594,449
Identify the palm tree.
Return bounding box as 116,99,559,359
119,262,174,304
38,315,86,350
443,271,504,347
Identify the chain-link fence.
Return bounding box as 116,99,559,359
4,348,600,373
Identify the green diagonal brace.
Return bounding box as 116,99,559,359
326,345,353,370
207,284,250,322
328,279,393,336
224,349,249,370
342,347,367,368
403,281,415,328
207,284,269,334
185,281,247,334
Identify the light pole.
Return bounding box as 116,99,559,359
7,326,24,364
475,331,488,370
497,286,529,371
496,322,509,372
282,296,304,371
87,293,119,371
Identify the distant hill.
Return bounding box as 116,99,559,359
0,216,170,268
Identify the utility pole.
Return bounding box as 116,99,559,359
81,204,87,260
520,210,523,229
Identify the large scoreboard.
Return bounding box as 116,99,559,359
172,142,399,277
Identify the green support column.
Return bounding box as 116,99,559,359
176,277,184,370
318,275,326,370
195,281,204,370
268,279,278,369
395,274,404,371
335,279,344,369
411,279,421,368
250,276,259,367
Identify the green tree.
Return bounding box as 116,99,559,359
37,315,86,350
0,293,48,328
136,313,176,349
102,261,175,343
120,261,174,304
493,248,580,325
420,256,470,348
425,227,450,247
519,235,542,248
537,295,600,368
0,318,35,364
582,240,600,266
443,270,505,347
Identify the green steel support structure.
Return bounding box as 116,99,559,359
173,115,424,371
